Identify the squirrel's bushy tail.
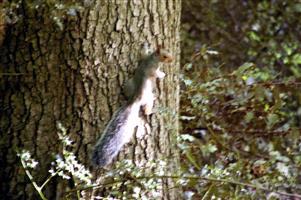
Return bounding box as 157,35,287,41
92,102,140,167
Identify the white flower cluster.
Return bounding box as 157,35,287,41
49,152,92,185
17,150,39,169
51,122,92,185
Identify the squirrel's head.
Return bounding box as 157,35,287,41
156,46,173,63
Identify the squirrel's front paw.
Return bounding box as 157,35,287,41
156,69,166,79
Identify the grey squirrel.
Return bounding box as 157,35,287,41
92,47,173,167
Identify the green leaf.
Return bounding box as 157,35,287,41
248,31,261,42
185,150,200,170
183,78,193,86
180,134,195,142
232,62,255,80
203,143,218,154
185,63,193,70
276,162,290,178
267,113,279,128
290,66,301,78
245,112,254,123
292,54,301,65
293,3,301,12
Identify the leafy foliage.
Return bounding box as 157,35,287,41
17,123,93,200
180,1,301,198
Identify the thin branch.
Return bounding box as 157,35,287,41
203,73,301,87
65,175,301,199
65,179,124,194
0,73,27,76
201,183,214,200
208,127,301,135
40,169,61,190
20,159,48,200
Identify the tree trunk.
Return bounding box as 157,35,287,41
0,0,180,199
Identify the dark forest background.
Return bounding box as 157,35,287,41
180,1,301,199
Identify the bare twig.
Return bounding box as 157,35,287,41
20,159,48,200
0,73,27,76
65,175,301,199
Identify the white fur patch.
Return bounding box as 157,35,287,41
122,101,141,143
156,68,166,79
140,79,154,107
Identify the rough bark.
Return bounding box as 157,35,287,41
0,0,180,199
